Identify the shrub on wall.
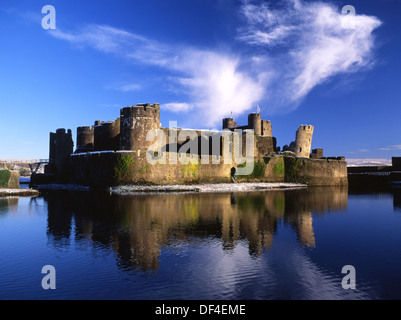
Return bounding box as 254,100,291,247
284,157,307,183
0,169,11,188
238,159,266,180
273,159,285,176
113,154,135,183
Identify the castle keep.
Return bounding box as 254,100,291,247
75,104,161,154
33,103,348,187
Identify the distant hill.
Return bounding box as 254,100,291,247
346,159,392,167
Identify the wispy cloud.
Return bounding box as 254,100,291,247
50,25,169,66
44,0,381,126
48,25,264,127
163,102,193,112
118,84,141,92
379,144,401,151
0,7,42,24
238,0,382,108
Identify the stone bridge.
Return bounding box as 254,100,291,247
0,159,49,174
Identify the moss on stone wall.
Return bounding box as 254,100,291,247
179,161,200,179
113,154,135,183
0,169,11,188
238,159,266,180
283,157,348,186
253,160,267,178
139,163,151,175
284,157,307,183
273,160,285,176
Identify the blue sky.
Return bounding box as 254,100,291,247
0,0,400,160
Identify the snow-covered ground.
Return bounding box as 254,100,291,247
34,182,307,194
0,188,39,197
111,182,307,194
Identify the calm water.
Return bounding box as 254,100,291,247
1,186,401,300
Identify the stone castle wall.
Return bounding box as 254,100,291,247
284,157,348,186
69,152,347,187
69,151,234,187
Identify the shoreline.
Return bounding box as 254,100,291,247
32,182,308,194
0,188,40,197
111,182,308,194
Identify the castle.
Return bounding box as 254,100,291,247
33,103,347,187
73,104,315,158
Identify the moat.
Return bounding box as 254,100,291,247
1,186,401,300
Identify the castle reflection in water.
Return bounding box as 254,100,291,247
2,187,352,271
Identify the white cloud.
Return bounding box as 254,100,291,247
118,84,141,92
163,102,193,112
50,25,169,66
47,0,382,127
238,0,382,106
380,144,401,151
48,26,264,127
170,50,265,125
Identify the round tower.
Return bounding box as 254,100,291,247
94,118,120,151
120,103,161,151
248,113,262,135
76,126,94,153
294,125,314,157
222,117,237,130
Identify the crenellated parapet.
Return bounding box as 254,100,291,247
223,112,272,137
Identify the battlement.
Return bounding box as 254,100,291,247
77,126,94,132
223,112,272,137
55,128,72,136
299,125,314,132
121,103,160,118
